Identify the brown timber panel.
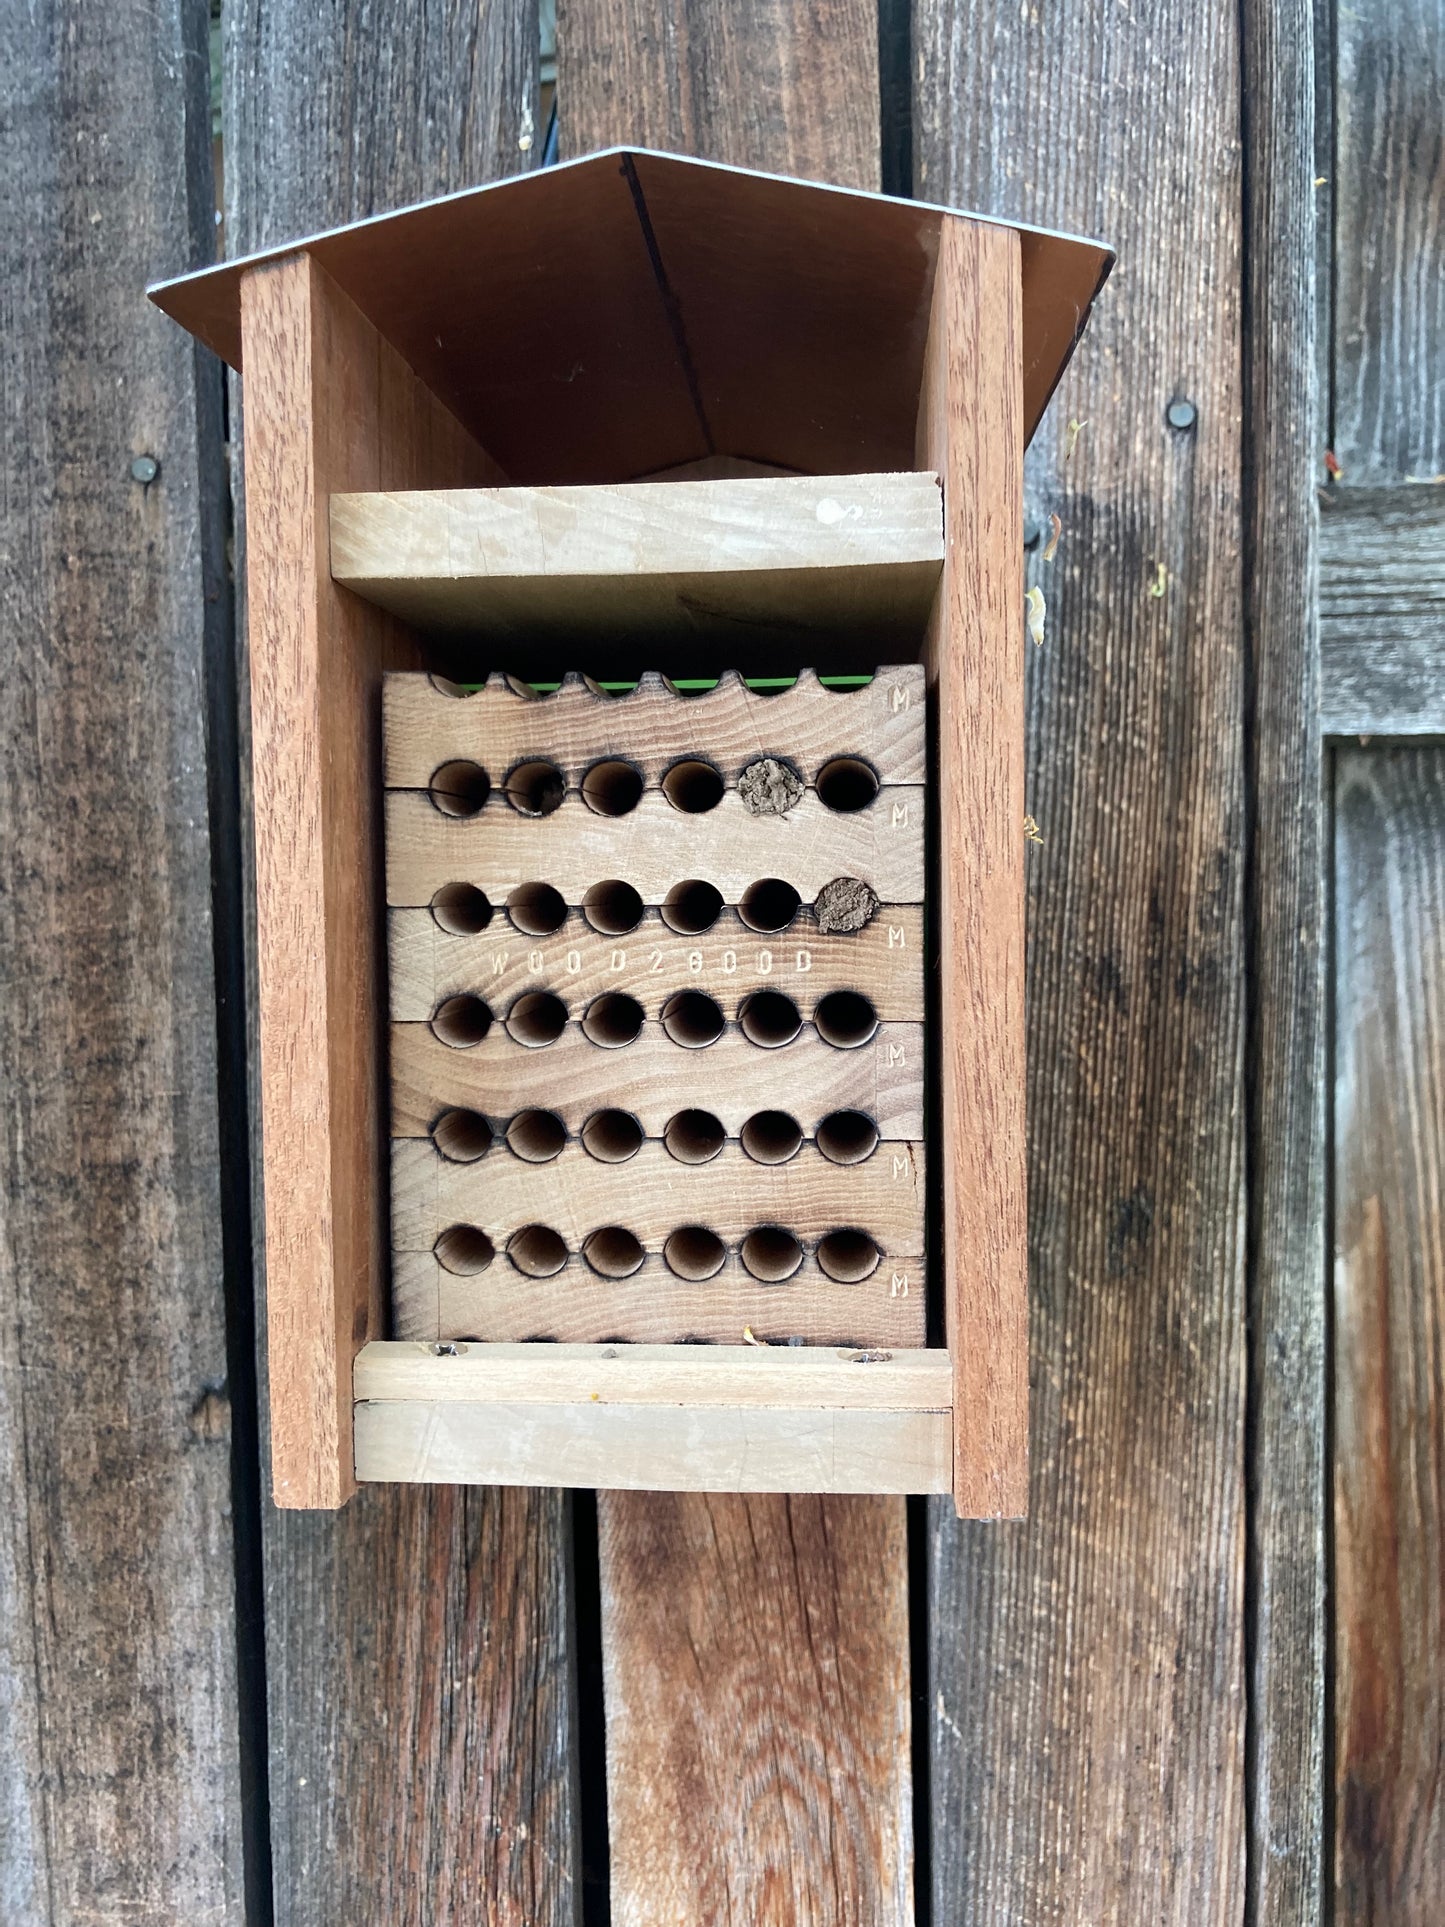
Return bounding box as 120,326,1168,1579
916,0,1248,1918
0,3,245,1917
1334,748,1445,1921
559,6,912,1921
224,3,579,1920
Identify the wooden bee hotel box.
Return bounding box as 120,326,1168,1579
150,150,1110,1516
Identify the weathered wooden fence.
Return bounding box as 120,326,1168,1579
1,0,1439,1921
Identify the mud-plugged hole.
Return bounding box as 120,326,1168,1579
504,758,566,816
815,1110,880,1165
505,1109,566,1163
661,879,723,934
661,759,724,813
430,994,493,1048
817,1228,881,1283
664,1226,726,1281
738,878,801,933
583,879,643,935
506,882,568,936
431,1108,492,1163
814,989,879,1048
816,757,880,812
739,990,801,1048
581,1109,644,1163
434,1225,495,1275
581,759,644,816
582,992,645,1048
583,1226,645,1279
430,882,492,934
740,1110,803,1164
507,990,568,1047
428,760,491,817
741,1226,804,1282
508,1224,568,1278
661,989,724,1047
664,1109,725,1164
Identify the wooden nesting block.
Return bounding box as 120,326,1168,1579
385,666,926,1346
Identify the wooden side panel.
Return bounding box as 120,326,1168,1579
239,252,497,1508
1333,748,1445,1919
916,0,1249,1916
916,216,1027,1517
0,2,245,1917
559,8,913,1922
1320,484,1445,737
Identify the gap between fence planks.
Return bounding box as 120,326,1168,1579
557,2,916,1919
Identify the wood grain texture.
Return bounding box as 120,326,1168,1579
357,1399,950,1493
393,1136,924,1249
561,9,913,1921
0,2,245,1917
393,1249,929,1348
917,217,1027,1516
391,1023,926,1139
240,252,497,1508
916,0,1249,1916
333,475,943,643
384,665,928,790
1333,0,1445,483
386,784,927,905
390,905,927,1020
1333,749,1445,1923
1242,1,1327,1920
1320,483,1445,735
225,5,579,1919
600,1492,912,1920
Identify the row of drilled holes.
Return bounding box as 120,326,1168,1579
428,755,879,819
433,1222,882,1285
432,875,825,938
430,986,879,1051
431,1105,881,1167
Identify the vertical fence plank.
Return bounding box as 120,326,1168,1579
223,6,580,1921
1333,749,1445,1924
557,8,914,1922
916,2,1249,1919
0,0,244,1919
1241,0,1326,1921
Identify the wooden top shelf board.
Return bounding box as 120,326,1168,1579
331,472,944,644
148,146,1112,484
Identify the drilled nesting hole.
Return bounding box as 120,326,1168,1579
583,879,643,935
664,1109,725,1164
434,1225,494,1275
430,994,492,1048
816,757,880,812
431,1108,492,1163
739,990,801,1049
506,882,568,936
583,1226,645,1279
661,759,724,813
740,1226,803,1283
429,759,491,817
815,1110,880,1165
505,1109,566,1163
661,989,724,1047
508,1224,568,1277
740,1110,803,1164
581,1109,644,1163
814,989,879,1048
817,1229,882,1283
430,882,492,935
507,990,568,1047
504,759,566,817
664,1226,726,1281
661,879,723,934
738,878,801,933
582,991,644,1048
581,759,644,816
